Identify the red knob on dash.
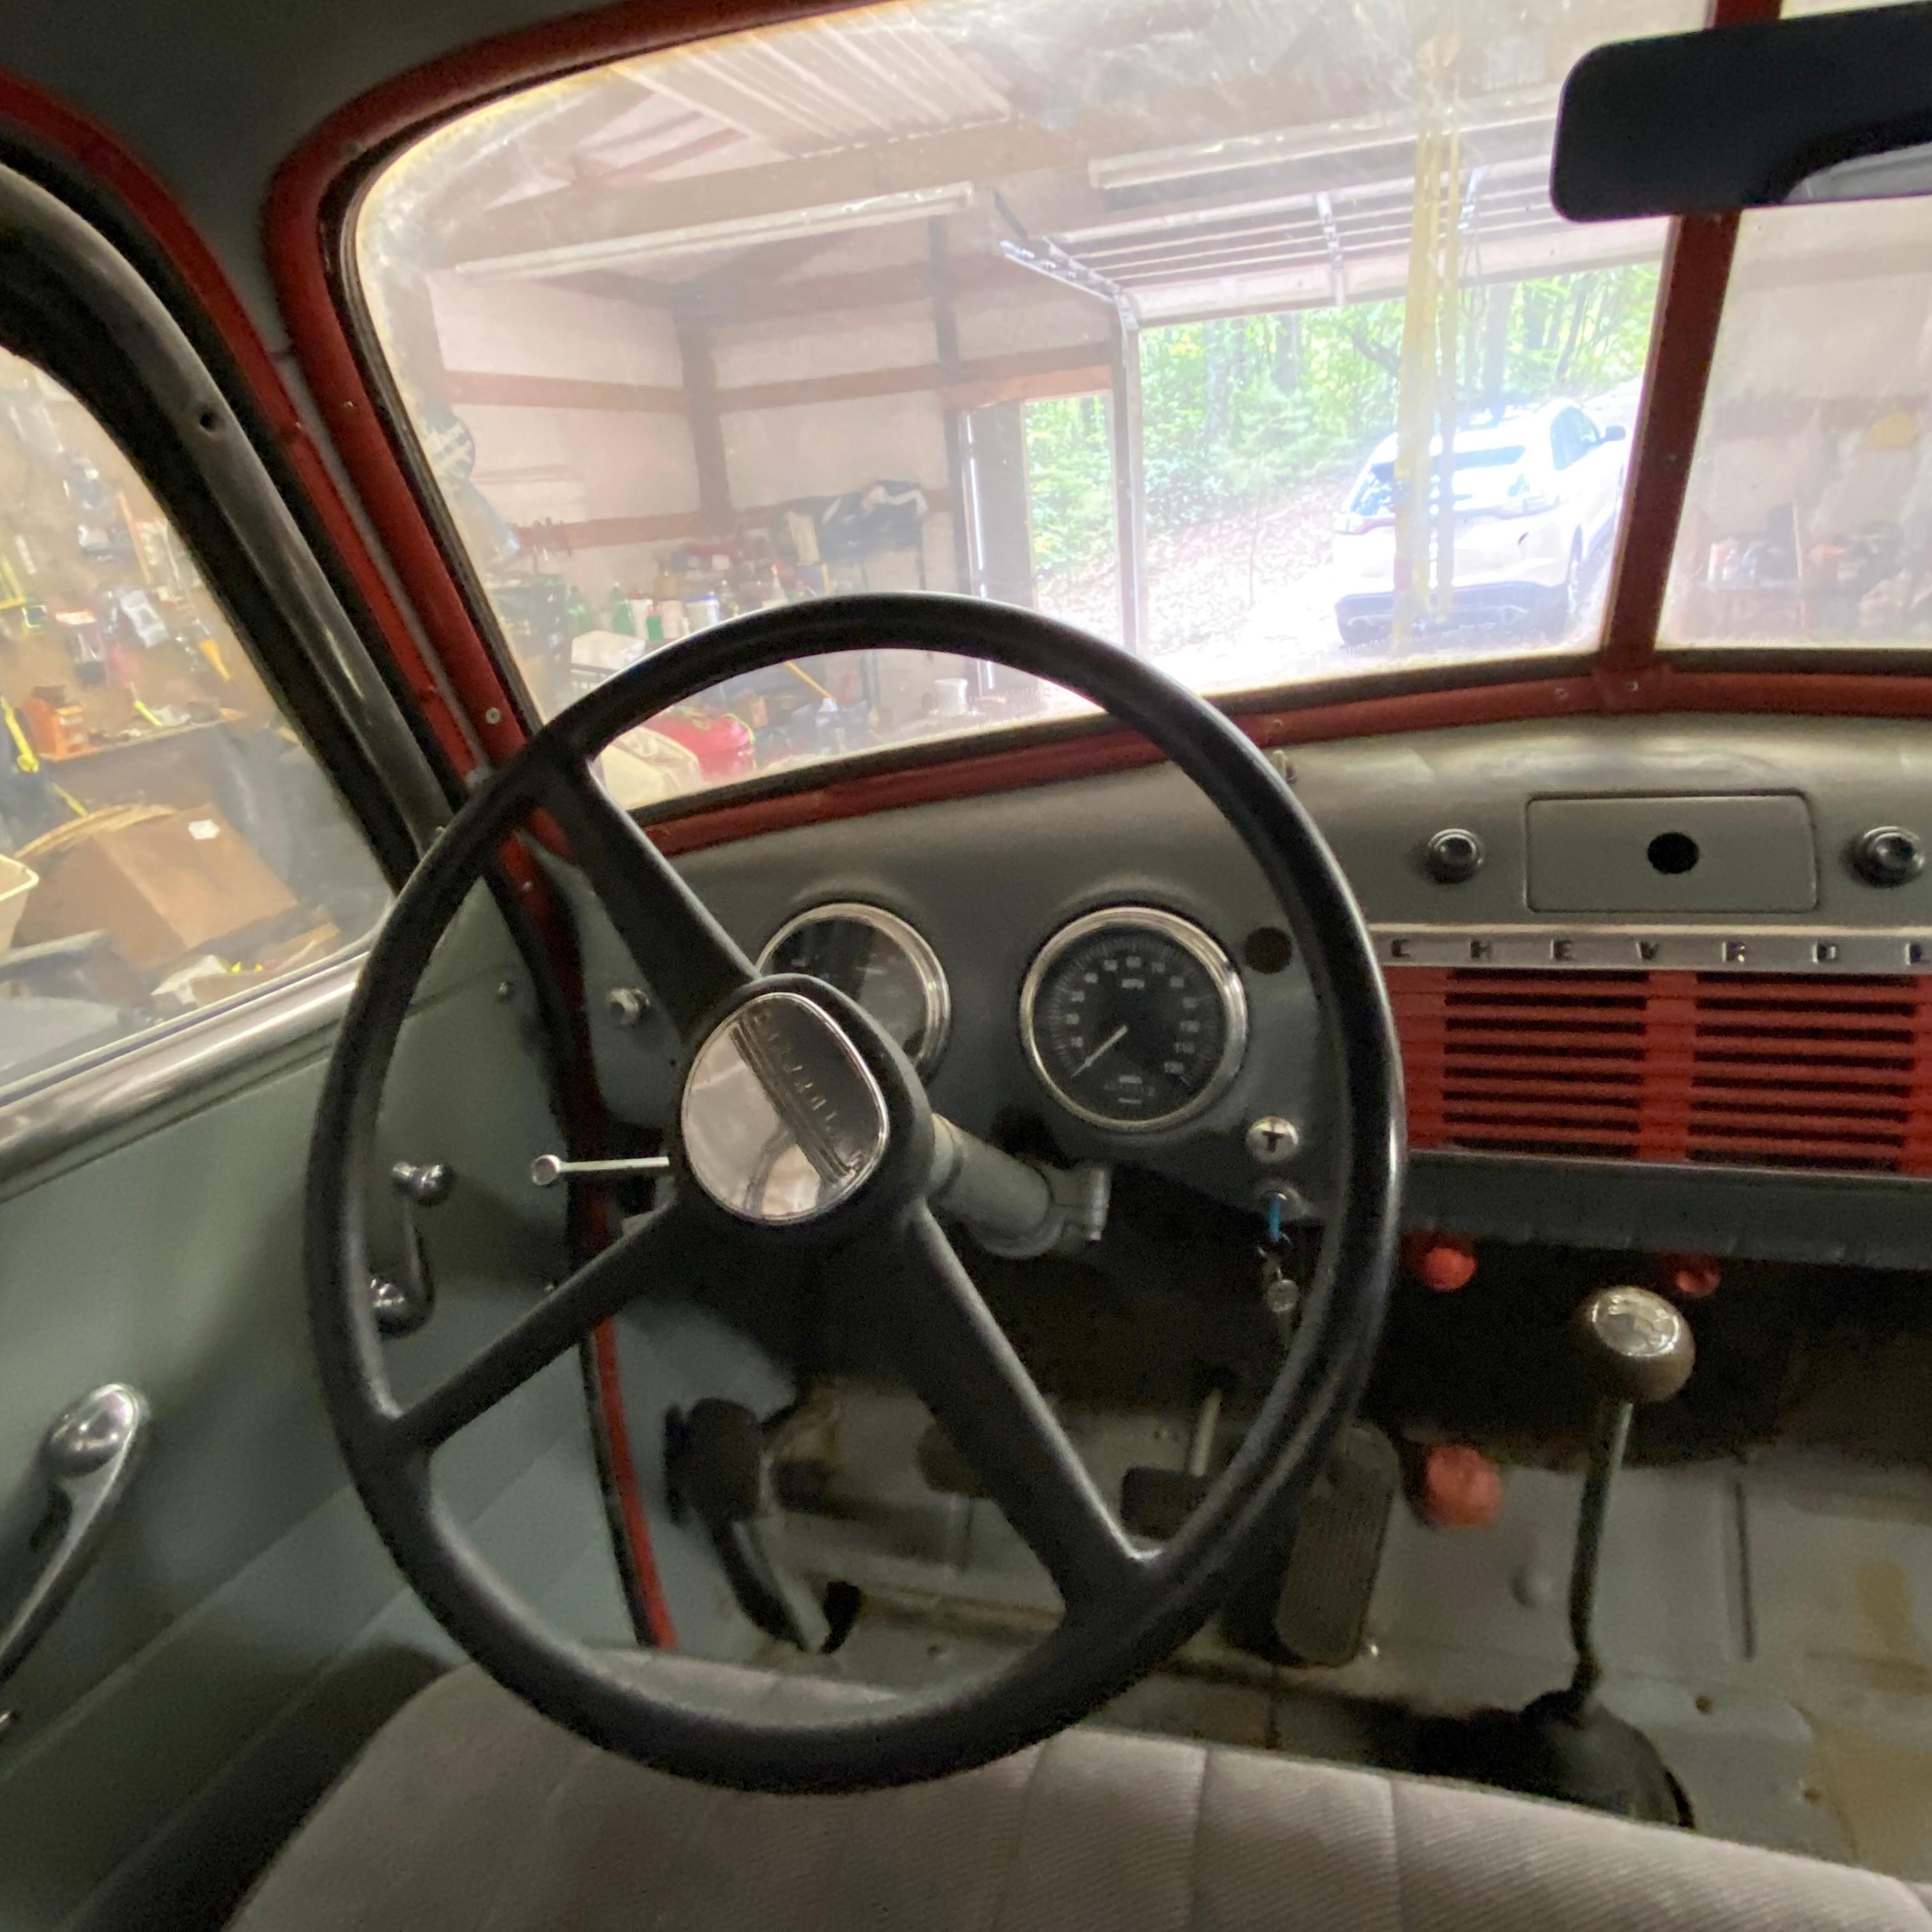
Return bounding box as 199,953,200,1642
1402,1230,1478,1293
1659,1253,1721,1300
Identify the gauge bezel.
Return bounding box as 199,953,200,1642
757,900,951,1074
1019,905,1248,1132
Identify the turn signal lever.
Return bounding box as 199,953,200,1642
1565,1285,1696,1708
530,1123,1108,1259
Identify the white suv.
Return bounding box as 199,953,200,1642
1331,399,1629,644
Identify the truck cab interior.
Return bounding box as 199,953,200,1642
8,0,1932,1926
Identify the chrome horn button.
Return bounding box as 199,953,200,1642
679,990,889,1224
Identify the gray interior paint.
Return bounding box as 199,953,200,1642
1,0,622,335
565,714,1932,1263
0,892,625,1930
762,1422,1932,1878
1525,792,1819,912
0,955,356,1195
1273,714,1932,929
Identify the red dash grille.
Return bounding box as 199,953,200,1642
1390,969,1932,1174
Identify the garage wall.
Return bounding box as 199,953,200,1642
427,272,699,598
712,304,954,589
1666,194,1932,638
417,229,1116,608
955,281,1108,360
451,403,697,530
430,275,683,386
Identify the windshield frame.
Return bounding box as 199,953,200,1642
273,0,1932,836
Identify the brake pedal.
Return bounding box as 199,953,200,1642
665,1399,858,1654
1121,1384,1225,1538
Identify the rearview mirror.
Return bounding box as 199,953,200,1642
1555,1,1932,219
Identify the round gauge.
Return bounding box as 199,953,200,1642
1020,907,1248,1131
758,902,949,1073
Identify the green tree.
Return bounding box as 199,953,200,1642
1022,263,1662,590
1023,393,1116,574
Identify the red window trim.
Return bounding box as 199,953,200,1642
263,1,844,777
0,68,487,786
1598,0,1784,674
261,0,1932,864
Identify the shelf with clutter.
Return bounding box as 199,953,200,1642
0,352,386,1092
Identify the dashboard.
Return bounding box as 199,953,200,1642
764,898,1250,1133
569,713,1932,1273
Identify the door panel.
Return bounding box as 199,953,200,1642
0,890,620,1931
0,142,649,1931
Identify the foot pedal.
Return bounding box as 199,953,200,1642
1225,1422,1397,1667
666,1400,858,1654
1121,1385,1229,1539
1121,1466,1211,1540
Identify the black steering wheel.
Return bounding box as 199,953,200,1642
307,594,1403,1793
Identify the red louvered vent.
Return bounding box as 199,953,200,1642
1390,969,1932,1174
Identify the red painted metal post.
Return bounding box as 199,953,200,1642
1597,0,1784,679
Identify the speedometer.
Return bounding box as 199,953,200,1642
1020,907,1247,1130
758,902,949,1074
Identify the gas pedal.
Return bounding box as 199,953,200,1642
1224,1422,1398,1667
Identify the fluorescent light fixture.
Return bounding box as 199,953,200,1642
1088,89,1556,193
457,181,977,279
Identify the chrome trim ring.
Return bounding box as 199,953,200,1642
1019,906,1248,1133
758,901,951,1074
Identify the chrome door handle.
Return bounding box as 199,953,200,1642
0,1384,150,1688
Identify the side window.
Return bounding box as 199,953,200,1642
1551,408,1595,473
0,348,388,1095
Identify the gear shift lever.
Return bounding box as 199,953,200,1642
1565,1287,1694,1710
1426,1284,1696,1824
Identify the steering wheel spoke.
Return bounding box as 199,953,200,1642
830,1206,1146,1613
392,1202,708,1452
535,753,753,1038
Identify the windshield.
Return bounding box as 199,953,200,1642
1663,188,1932,653
356,0,1698,802
1350,444,1531,521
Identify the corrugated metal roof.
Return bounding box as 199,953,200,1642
625,4,1010,155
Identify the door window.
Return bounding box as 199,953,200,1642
0,348,388,1096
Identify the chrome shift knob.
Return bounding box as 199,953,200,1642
1571,1286,1694,1406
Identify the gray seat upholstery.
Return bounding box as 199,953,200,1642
231,1653,1931,1931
